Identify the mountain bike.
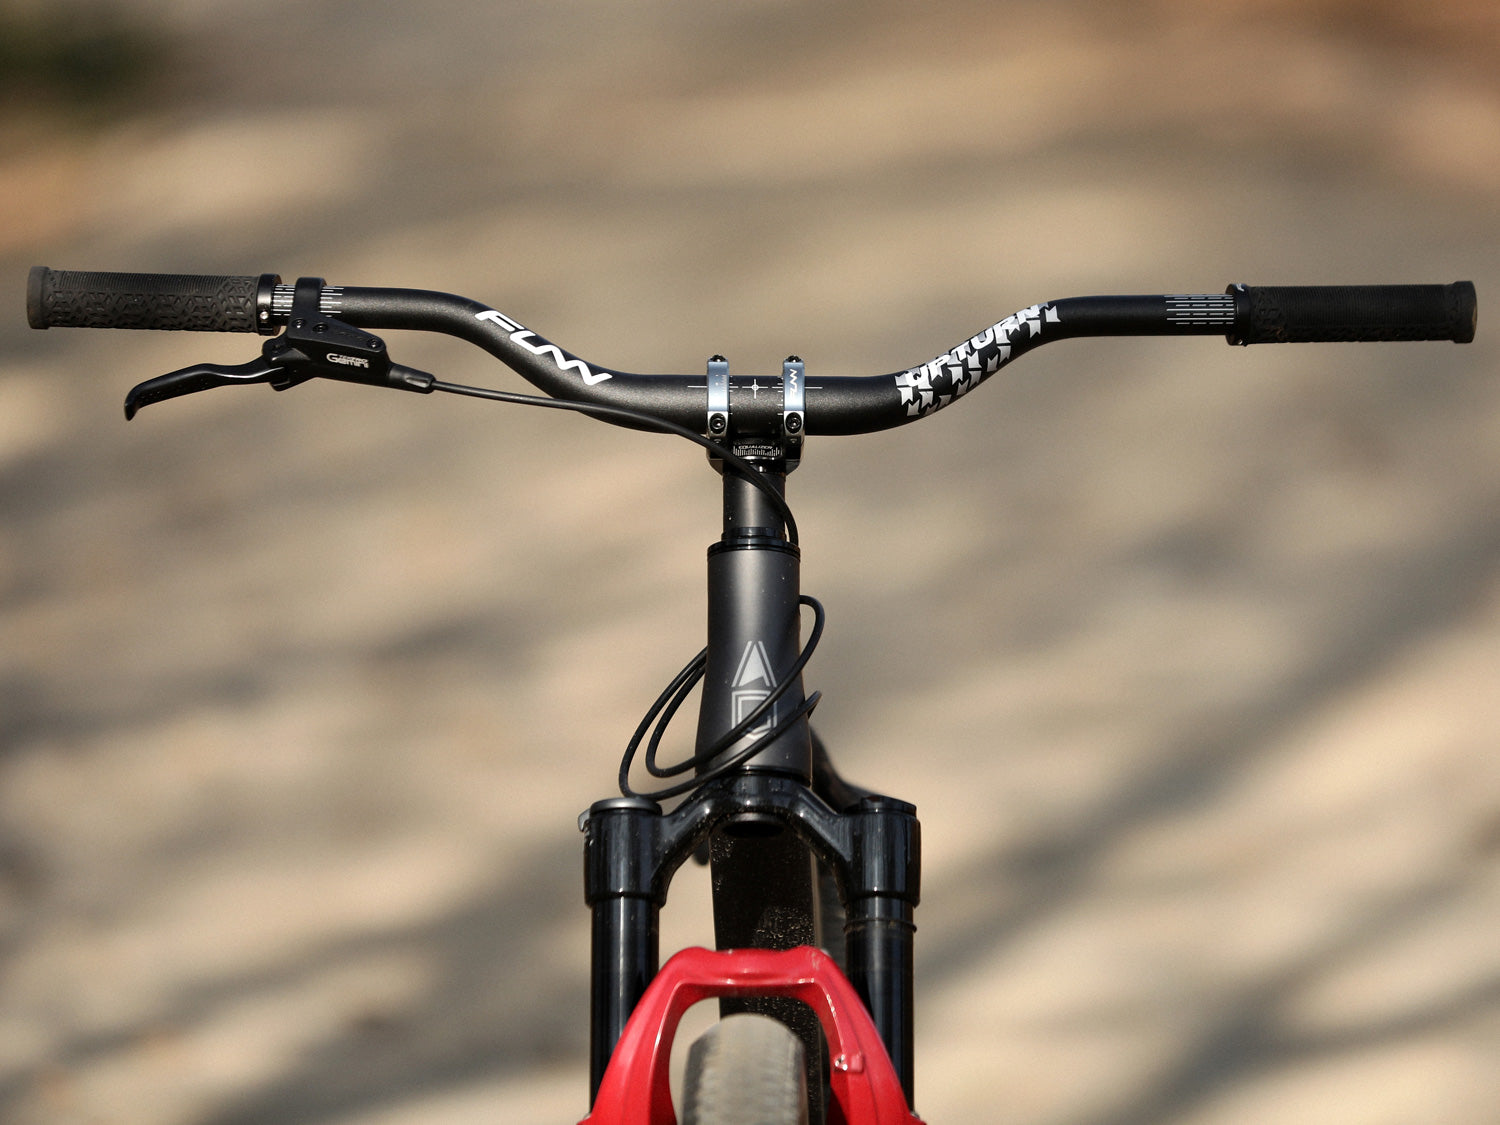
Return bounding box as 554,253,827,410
26,266,1477,1125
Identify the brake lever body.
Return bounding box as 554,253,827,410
123,277,433,418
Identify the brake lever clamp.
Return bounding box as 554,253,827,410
264,276,434,394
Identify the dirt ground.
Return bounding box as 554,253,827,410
2,2,1499,1123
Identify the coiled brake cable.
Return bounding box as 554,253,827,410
617,595,824,801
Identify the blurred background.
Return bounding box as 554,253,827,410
2,2,1498,1123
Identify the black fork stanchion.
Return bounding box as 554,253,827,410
843,797,920,1107
584,797,664,1100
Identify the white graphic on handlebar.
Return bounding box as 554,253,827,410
895,302,1058,417
476,309,614,385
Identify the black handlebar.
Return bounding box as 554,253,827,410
29,267,1476,346
27,267,1477,436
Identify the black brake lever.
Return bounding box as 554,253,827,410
124,357,309,419
124,277,434,419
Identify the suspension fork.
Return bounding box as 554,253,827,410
583,783,920,1106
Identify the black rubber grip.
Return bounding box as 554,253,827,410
27,267,278,333
1228,282,1475,345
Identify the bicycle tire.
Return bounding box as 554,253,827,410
681,1013,810,1125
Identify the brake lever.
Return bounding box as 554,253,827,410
124,277,434,419
124,357,309,419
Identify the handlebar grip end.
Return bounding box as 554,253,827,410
1452,279,1477,344
27,266,52,330
1226,281,1477,345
